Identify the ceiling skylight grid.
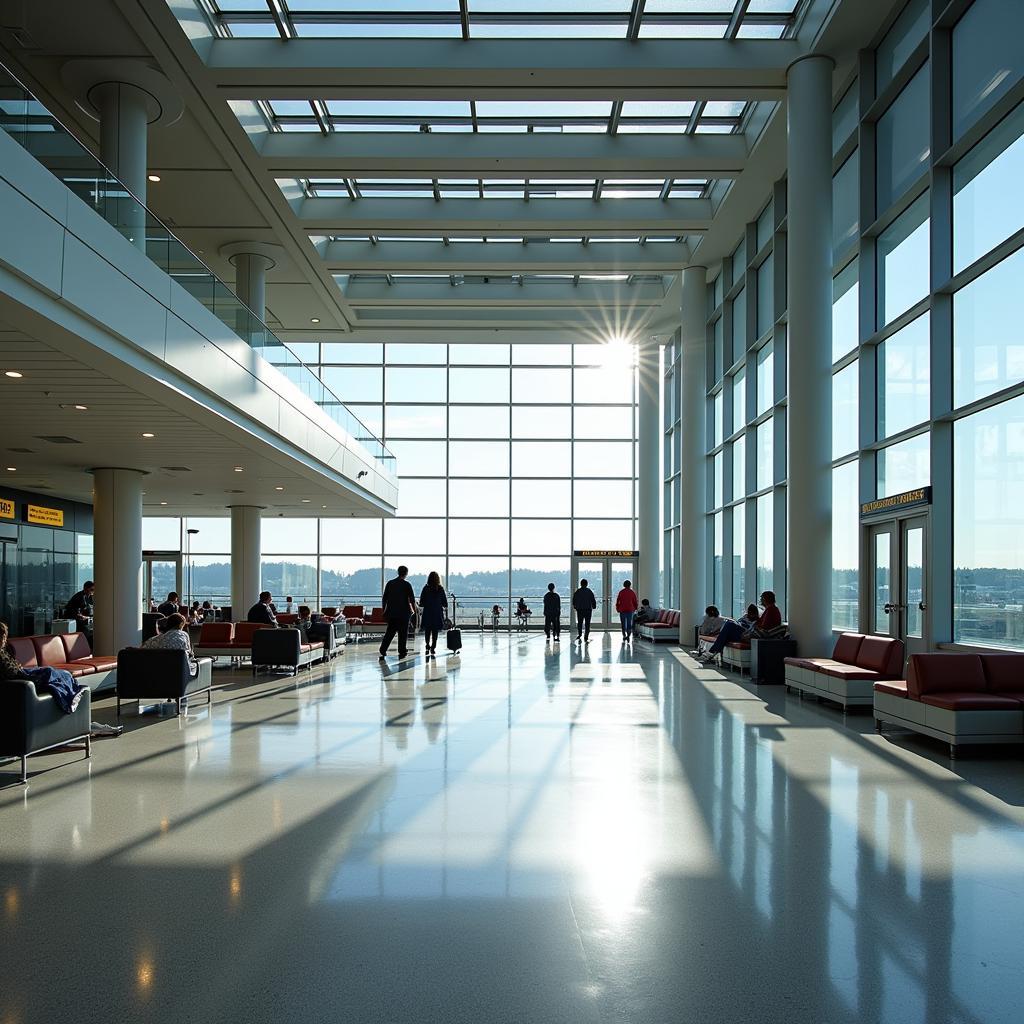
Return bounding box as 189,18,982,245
205,1,805,41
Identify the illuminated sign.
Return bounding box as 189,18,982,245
26,504,64,527
0,497,14,520
573,550,640,558
860,487,931,518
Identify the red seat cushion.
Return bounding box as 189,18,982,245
668,611,680,626
855,636,904,677
77,656,117,672
920,691,1021,711
233,622,271,645
820,664,880,681
657,609,670,623
61,632,93,662
299,643,324,654
786,657,841,672
907,654,986,699
874,679,908,697
48,661,95,677
980,654,1024,693
199,622,234,645
725,641,750,650
277,614,298,625
8,637,38,668
342,605,363,619
831,632,864,664
33,635,67,668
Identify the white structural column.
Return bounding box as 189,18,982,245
230,505,262,618
787,55,835,656
93,82,150,249
637,336,661,604
679,265,707,642
230,252,273,322
93,468,143,655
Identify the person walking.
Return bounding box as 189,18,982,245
419,571,448,658
379,565,416,660
543,583,561,642
615,580,639,642
572,579,597,644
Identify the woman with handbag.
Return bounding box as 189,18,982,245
419,572,448,658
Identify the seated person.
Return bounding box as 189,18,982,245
201,601,218,621
634,598,660,625
697,592,784,663
697,605,726,635
157,591,180,616
142,612,199,677
247,592,279,626
737,603,760,631
187,602,203,625
295,605,314,640
515,598,531,619
0,620,85,713
284,596,295,614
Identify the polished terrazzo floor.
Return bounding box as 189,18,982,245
1,632,1022,1024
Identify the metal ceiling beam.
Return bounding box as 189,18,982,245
341,278,668,306
205,38,798,98
294,197,712,232
319,239,690,272
259,130,747,177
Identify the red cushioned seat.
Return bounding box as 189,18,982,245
363,608,387,625
980,654,1024,693
726,641,750,650
906,653,986,700
77,656,117,672
657,609,670,623
920,691,1021,711
342,605,364,621
667,611,680,626
60,632,93,662
33,635,68,668
8,636,38,668
820,664,880,681
299,642,325,654
874,679,908,697
831,632,864,663
785,657,841,671
277,613,298,625
198,622,234,645
855,635,904,678
48,661,95,677
648,621,675,629
233,622,271,646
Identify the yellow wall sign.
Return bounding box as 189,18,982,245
860,487,931,518
0,497,14,520
574,549,640,558
27,504,64,527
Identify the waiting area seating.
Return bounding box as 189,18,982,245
874,652,1024,755
193,621,272,662
784,632,904,709
5,632,117,691
635,609,681,642
116,648,214,718
251,628,325,677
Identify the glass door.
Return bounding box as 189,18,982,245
143,551,182,614
608,558,640,630
574,559,605,629
870,524,897,637
901,515,928,657
569,555,640,630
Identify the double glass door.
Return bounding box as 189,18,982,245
143,551,182,613
869,515,927,657
569,554,639,630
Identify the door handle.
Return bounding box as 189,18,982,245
883,602,895,614
918,602,926,611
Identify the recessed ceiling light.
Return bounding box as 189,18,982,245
321,505,327,509
275,486,284,491
301,498,311,503
233,466,244,472
161,501,167,505
310,317,320,323
5,466,15,472
148,174,161,182
4,371,23,378
75,404,88,410
142,432,155,438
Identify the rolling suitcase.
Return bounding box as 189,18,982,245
446,627,462,652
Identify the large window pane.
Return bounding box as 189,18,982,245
449,479,509,517
953,247,1024,407
450,344,509,364
713,452,723,508
320,366,382,403
386,405,446,437
954,393,1024,648
952,103,1024,274
573,366,633,403
511,442,571,477
321,556,382,603
513,343,572,365
833,260,859,361
321,342,382,364
511,557,571,604
261,557,317,601
320,519,382,554
387,343,445,364
448,558,509,616
512,479,571,517
756,419,773,492
187,556,230,604
573,480,633,519
713,512,723,605
833,83,858,153
732,367,746,434
877,312,930,438
512,368,572,403
756,343,774,415
143,517,181,551
573,520,633,549
511,520,571,555
449,406,510,438
732,435,746,499
573,441,632,477
263,518,317,554
875,64,930,213
833,150,860,255
449,367,510,403
385,518,445,555
833,360,859,459
731,287,746,365
732,502,745,614
348,404,384,438
952,0,1024,139
877,194,930,327
396,478,447,517
512,406,572,438
875,0,929,93
756,258,774,337
449,519,509,555
387,366,446,403
387,440,446,475
832,461,860,630
876,432,930,497
449,441,510,476
756,493,773,597
713,391,724,447
574,405,632,439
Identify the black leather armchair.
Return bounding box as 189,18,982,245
0,678,91,784
116,648,213,717
251,628,324,677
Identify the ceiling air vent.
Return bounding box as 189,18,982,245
35,435,82,444
161,466,192,472
7,447,35,453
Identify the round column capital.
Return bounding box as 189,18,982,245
219,242,288,273
61,60,183,127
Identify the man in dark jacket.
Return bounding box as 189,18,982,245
572,579,597,644
157,591,180,617
65,581,95,627
379,565,416,660
247,591,278,626
542,583,561,642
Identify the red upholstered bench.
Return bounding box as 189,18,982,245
784,632,904,709
6,632,117,691
873,652,1024,755
636,609,680,643
194,621,236,660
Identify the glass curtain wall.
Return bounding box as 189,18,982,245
145,341,638,626
663,332,681,610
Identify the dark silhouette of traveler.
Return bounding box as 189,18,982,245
543,583,561,641
572,579,597,644
247,591,278,626
418,571,448,658
380,565,416,660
